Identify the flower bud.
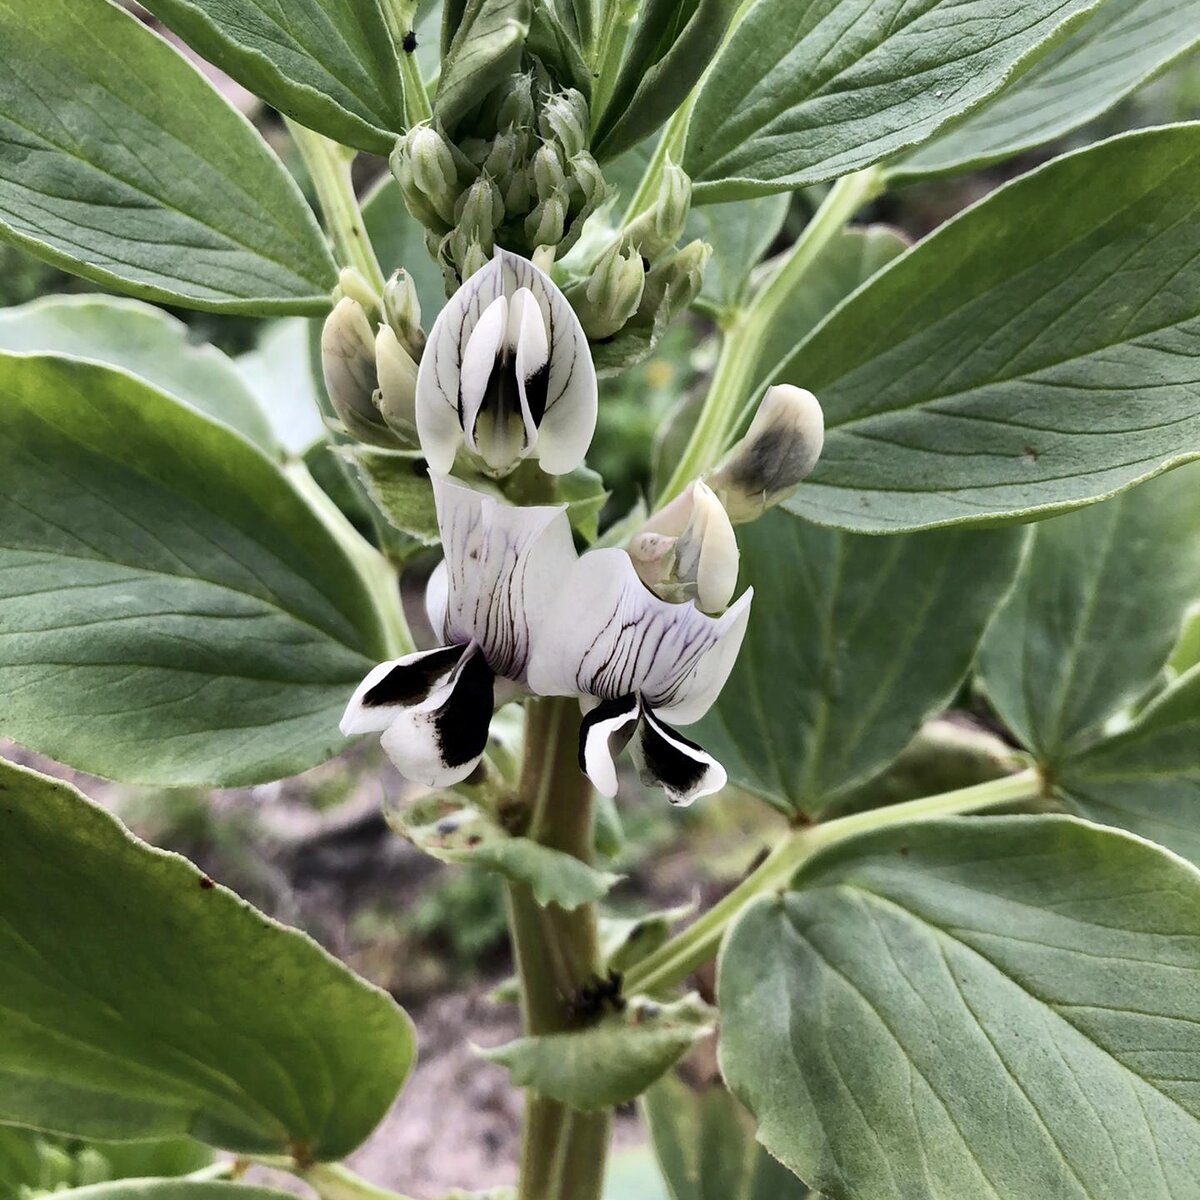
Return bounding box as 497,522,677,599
496,72,536,131
539,89,589,160
504,167,533,213
569,152,610,215
707,385,825,523
622,161,691,262
630,480,739,614
568,242,644,339
638,238,710,328
483,128,522,184
532,143,568,201
525,190,567,250
375,325,419,444
336,266,381,317
382,269,426,360
395,125,461,226
321,297,394,445
455,174,504,241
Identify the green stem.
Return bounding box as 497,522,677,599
623,767,1043,997
287,119,387,293
655,165,885,508
509,698,610,1200
247,1159,417,1200
379,0,434,126
285,462,413,658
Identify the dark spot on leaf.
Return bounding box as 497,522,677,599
1022,444,1039,464
466,834,482,847
199,876,215,890
899,846,909,857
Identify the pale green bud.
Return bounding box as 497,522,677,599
639,238,710,323
707,385,825,523
622,161,691,261
504,166,533,213
455,174,504,237
539,89,589,159
395,124,461,226
569,152,610,215
532,143,568,201
570,242,644,339
496,72,536,130
483,128,522,182
374,325,419,445
335,266,381,317
525,190,567,249
382,269,425,360
460,239,491,281
629,481,739,614
321,297,396,446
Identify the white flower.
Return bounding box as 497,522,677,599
416,248,598,477
527,549,752,806
341,475,574,787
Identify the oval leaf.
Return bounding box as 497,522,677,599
0,353,388,786
720,815,1200,1200
0,0,336,312
783,124,1200,532
0,295,277,453
683,0,1100,199
894,0,1200,180
977,465,1200,764
692,510,1023,818
0,758,414,1156
140,0,407,154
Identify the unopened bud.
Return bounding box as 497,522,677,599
396,125,461,226
504,167,533,213
335,266,380,317
382,269,425,360
539,89,589,159
483,128,522,183
630,481,738,614
623,161,691,261
569,152,610,215
496,73,536,130
321,297,393,445
570,242,644,339
707,385,825,523
455,174,504,240
375,326,419,444
640,238,709,325
525,190,567,249
459,239,491,281
532,144,568,200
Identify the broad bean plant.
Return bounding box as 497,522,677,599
2,0,1200,1198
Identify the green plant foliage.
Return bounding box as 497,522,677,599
693,510,1024,817
0,353,388,786
683,0,1101,199
0,295,278,453
140,0,408,154
484,994,716,1110
894,0,1200,179
236,319,328,457
720,816,1200,1200
687,195,790,318
0,0,337,312
781,124,1200,532
0,758,415,1157
362,177,450,320
436,0,532,133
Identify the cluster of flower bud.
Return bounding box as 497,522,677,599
565,161,709,370
392,74,609,291
320,268,426,448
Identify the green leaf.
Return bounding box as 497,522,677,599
483,994,715,1110
594,0,739,162
0,0,337,313
362,176,450,320
750,225,907,400
0,1126,49,1197
687,194,790,318
0,353,387,787
140,0,407,154
1058,665,1200,865
0,295,277,454
80,1141,213,1184
436,0,532,134
977,467,1200,766
598,902,694,977
643,1073,814,1200
1171,605,1200,675
236,319,328,457
527,2,592,97
782,124,1200,533
682,0,1101,199
893,0,1200,180
388,794,621,910
0,758,414,1156
720,815,1200,1200
11,1184,299,1200
350,448,442,544
693,510,1023,818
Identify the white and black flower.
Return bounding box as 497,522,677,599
416,247,597,477
527,548,752,806
341,474,574,787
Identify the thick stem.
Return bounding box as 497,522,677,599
623,767,1044,997
287,120,387,293
508,698,610,1200
379,0,434,126
655,166,885,508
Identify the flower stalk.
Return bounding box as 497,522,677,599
622,766,1044,997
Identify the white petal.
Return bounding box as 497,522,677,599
633,707,727,806
425,560,449,641
458,293,508,459
340,645,467,735
380,646,495,787
416,255,506,472
432,473,577,682
510,287,547,455
680,481,739,615
494,248,596,475
578,694,641,798
527,547,753,724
